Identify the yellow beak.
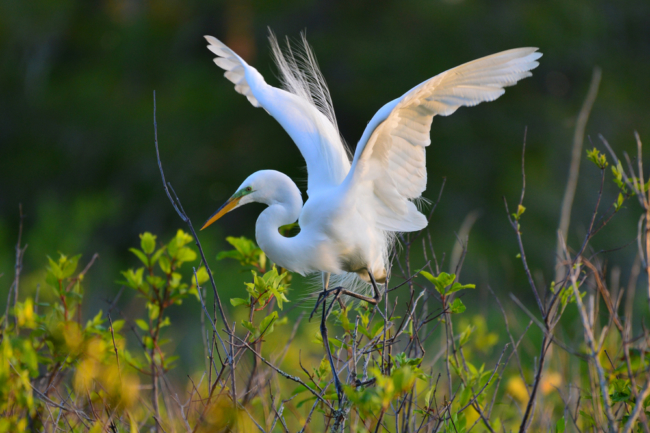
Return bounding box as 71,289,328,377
201,196,242,230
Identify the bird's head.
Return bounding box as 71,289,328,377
200,172,262,230
200,170,301,230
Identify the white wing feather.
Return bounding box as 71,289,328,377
345,48,542,232
205,35,351,194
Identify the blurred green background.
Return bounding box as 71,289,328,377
1,0,649,375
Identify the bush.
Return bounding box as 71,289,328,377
3,137,650,432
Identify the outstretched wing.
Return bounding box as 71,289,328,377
205,35,351,195
343,48,542,232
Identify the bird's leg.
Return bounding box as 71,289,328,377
310,270,385,320
367,269,384,305
310,284,382,315
316,273,344,404
320,293,343,404
310,271,385,404
309,273,330,321
309,286,344,321
318,269,384,308
322,272,330,293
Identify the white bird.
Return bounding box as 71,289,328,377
201,33,541,305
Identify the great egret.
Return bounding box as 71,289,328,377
201,32,540,398
202,33,540,291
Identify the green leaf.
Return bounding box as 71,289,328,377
516,204,526,218
556,416,566,433
358,326,372,339
150,247,166,265
158,255,171,274
130,248,149,267
147,302,160,320
405,357,422,366
121,268,144,288
371,320,385,338
217,236,265,268
296,396,316,408
159,316,171,328
167,230,193,258
90,310,104,327
424,387,434,408
135,319,149,331
192,267,209,287
392,366,417,393
328,338,342,348
147,275,165,289
459,325,473,346
111,320,125,332
187,286,198,301
419,271,472,295
163,355,179,369
450,299,466,314
140,232,157,255
169,272,182,288
614,192,624,211
419,270,435,284
316,356,331,376
457,386,472,407
216,250,241,261
333,305,353,332
420,271,456,294
291,385,308,396
230,298,250,307
259,312,278,337
610,390,631,403
392,353,407,366
47,256,64,280
512,204,526,221
262,267,290,309
45,270,60,289
612,161,625,190
175,247,197,263
60,254,81,278
446,282,476,295
241,320,257,335
586,147,608,169
175,230,193,247
579,410,595,428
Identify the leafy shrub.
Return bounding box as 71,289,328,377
3,138,650,432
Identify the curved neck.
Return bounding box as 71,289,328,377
255,180,304,273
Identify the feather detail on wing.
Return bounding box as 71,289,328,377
204,34,351,194
345,48,542,232
205,35,262,107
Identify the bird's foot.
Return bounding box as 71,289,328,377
367,270,383,305
309,286,344,322
319,299,344,406
354,377,376,388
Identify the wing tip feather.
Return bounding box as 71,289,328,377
204,35,222,46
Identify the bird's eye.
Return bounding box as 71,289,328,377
246,187,252,192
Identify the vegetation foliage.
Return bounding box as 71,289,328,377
2,133,650,432
2,2,650,431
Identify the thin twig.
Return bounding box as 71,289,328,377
152,91,231,338
232,334,336,412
